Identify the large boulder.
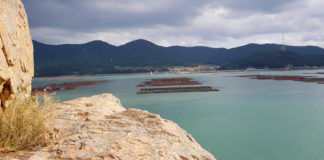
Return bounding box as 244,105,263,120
6,94,216,160
0,0,34,110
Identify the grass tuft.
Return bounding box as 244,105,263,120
0,94,55,152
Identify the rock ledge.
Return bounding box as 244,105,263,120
4,94,216,160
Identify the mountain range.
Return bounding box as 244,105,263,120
33,39,324,76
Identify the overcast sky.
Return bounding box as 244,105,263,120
22,0,324,48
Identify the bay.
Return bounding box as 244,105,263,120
32,69,324,160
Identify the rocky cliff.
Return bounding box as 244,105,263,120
2,94,216,159
0,0,34,110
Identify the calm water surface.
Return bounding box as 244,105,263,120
33,70,324,160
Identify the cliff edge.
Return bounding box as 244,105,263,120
2,94,216,159
22,94,215,160
0,0,34,110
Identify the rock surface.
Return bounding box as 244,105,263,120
0,0,34,110
2,94,216,160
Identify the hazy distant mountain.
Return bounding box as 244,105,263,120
33,39,324,76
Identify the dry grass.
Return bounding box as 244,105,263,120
0,94,55,152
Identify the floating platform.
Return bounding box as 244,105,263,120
136,86,219,94
137,78,201,87
32,80,108,93
240,75,324,84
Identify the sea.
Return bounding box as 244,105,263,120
32,69,324,160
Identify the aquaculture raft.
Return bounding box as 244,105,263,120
137,78,201,87
136,77,219,94
240,75,324,84
136,86,219,94
32,80,108,94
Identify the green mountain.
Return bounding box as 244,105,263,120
33,39,324,76
224,50,324,69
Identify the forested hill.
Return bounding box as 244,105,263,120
33,39,324,76
223,50,324,69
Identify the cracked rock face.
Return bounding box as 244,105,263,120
5,94,216,160
0,0,34,110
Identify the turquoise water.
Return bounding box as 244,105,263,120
33,70,324,160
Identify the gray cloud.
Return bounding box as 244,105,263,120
211,0,301,13
22,0,301,30
23,0,207,31
22,0,324,48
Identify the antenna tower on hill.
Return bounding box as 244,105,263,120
281,33,286,53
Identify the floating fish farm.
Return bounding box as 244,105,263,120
32,80,108,94
136,78,201,87
240,75,324,84
137,86,219,94
136,77,218,94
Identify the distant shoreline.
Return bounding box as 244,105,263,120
33,67,324,79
